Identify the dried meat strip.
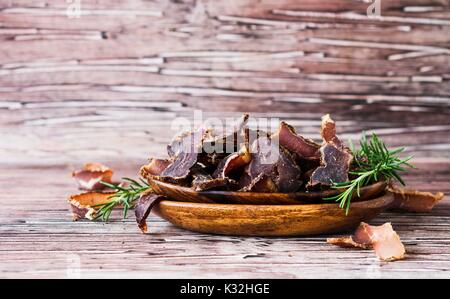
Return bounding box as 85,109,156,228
72,162,113,191
207,113,249,143
140,158,171,177
158,152,198,184
388,186,444,212
308,143,353,188
135,193,165,233
156,128,208,184
320,114,342,148
68,191,115,221
191,145,251,191
202,113,250,156
328,222,406,261
356,222,405,261
240,173,278,193
191,168,229,191
275,122,320,160
213,145,252,179
240,137,302,193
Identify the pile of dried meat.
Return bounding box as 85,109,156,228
141,113,353,193
66,113,445,263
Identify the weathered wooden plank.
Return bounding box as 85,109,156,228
0,0,449,279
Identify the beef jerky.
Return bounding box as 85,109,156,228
240,173,278,192
320,114,342,148
356,222,405,261
213,145,251,179
157,152,198,184
202,113,250,156
156,128,207,184
140,158,171,177
135,193,165,233
197,152,228,169
387,186,444,212
328,222,405,262
167,130,193,158
206,113,249,145
275,121,320,160
240,137,302,193
167,125,211,157
191,169,229,191
68,191,115,221
72,162,113,191
309,143,353,188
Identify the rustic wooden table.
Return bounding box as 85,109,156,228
0,0,449,278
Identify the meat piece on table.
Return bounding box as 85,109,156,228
68,191,115,221
135,193,165,233
327,222,406,262
72,162,113,191
388,186,444,212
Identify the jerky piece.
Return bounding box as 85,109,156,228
308,143,353,188
355,222,406,261
135,193,165,233
68,192,115,221
167,130,192,158
202,114,250,159
213,145,251,179
240,173,278,192
158,152,198,184
191,169,229,191
72,162,113,191
320,114,342,148
140,158,171,177
197,152,228,169
205,113,249,145
327,222,405,262
275,122,320,160
240,137,302,193
387,186,444,212
157,128,207,184
277,147,304,192
167,126,210,157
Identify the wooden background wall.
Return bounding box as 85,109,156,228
0,0,449,168
0,0,449,279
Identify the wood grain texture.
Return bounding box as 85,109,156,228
0,0,449,278
154,193,394,236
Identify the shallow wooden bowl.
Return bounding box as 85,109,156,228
153,192,394,236
148,178,387,205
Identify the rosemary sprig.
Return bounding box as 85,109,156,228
325,133,414,214
93,178,151,222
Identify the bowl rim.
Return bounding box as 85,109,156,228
157,191,394,209
148,178,387,199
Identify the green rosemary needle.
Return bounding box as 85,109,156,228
93,178,151,222
325,133,414,214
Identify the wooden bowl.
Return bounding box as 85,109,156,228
148,178,387,205
153,192,394,236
